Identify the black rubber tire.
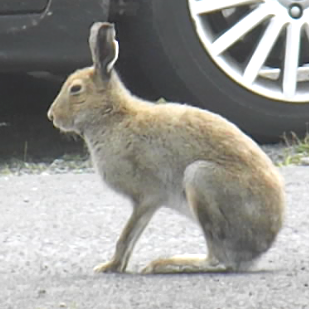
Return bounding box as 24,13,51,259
116,0,309,142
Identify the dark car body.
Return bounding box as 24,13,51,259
1,0,309,140
0,0,109,73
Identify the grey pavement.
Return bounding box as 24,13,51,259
0,167,309,309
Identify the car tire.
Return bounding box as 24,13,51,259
116,0,309,142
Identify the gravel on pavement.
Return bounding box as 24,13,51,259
0,167,309,309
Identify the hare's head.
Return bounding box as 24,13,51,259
47,22,120,134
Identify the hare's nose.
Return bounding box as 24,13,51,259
47,109,54,121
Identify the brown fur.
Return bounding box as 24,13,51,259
47,22,285,274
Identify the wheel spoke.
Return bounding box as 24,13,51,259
188,0,309,102
190,0,264,15
244,18,285,84
211,5,272,56
283,22,302,99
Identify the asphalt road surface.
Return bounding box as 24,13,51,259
1,167,309,309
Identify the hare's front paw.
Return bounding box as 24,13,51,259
93,260,124,273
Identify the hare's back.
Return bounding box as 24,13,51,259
147,103,253,151
134,102,275,172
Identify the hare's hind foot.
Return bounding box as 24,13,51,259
93,260,125,273
141,254,227,274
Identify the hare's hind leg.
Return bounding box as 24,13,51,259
184,161,259,272
141,211,228,274
142,160,250,275
141,217,229,274
142,161,233,275
142,253,227,274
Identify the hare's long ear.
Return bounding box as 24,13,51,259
89,22,119,80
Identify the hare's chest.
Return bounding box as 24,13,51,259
91,153,181,203
87,136,188,200
90,152,157,197
92,153,133,184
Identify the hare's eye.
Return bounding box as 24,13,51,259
70,84,83,95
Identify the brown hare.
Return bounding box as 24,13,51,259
47,22,285,274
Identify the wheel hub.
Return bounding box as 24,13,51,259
278,0,309,18
288,4,303,18
278,0,309,9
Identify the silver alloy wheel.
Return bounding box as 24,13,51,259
188,0,309,103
